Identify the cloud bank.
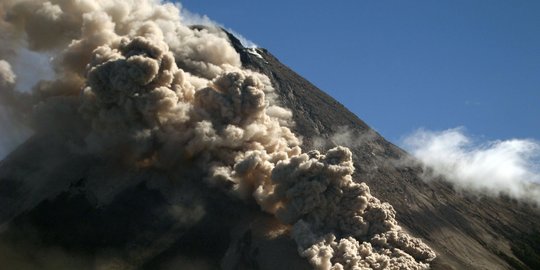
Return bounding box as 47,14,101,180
403,128,540,203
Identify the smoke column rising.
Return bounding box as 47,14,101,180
0,0,435,268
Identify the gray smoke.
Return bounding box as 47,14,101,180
0,0,435,269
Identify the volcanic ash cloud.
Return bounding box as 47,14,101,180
0,0,435,269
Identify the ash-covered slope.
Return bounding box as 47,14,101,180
225,34,540,270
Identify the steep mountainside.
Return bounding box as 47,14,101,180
226,33,540,270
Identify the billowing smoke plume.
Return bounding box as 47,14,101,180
403,128,540,204
0,0,435,268
178,7,257,48
273,147,435,269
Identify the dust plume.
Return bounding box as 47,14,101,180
403,128,540,204
0,0,435,269
313,126,378,150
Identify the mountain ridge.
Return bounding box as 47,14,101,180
225,31,540,270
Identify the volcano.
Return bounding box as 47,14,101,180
0,2,539,269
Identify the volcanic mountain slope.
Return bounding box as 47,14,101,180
0,17,538,270
224,34,540,270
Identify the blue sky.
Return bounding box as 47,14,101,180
179,0,539,143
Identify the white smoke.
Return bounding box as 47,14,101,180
178,3,258,48
403,127,540,203
0,60,15,85
313,126,377,150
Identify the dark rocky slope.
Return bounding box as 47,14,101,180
0,32,538,270
225,33,540,270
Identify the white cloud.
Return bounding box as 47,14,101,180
402,127,540,203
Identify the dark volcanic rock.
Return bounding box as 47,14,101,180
225,32,540,270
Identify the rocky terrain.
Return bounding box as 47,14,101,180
225,33,540,270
